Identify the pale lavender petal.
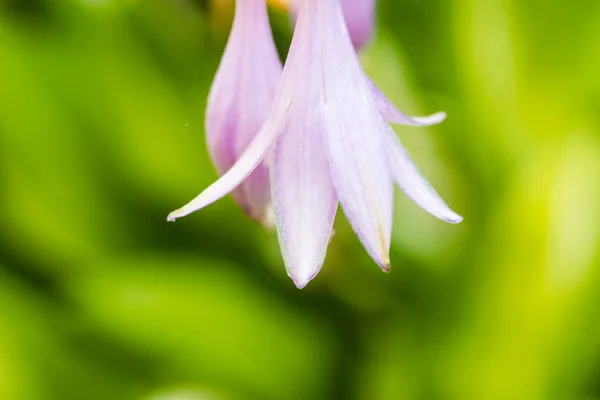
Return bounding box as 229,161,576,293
367,78,447,126
290,0,376,50
271,107,337,289
314,0,394,270
385,125,462,223
168,0,317,223
167,114,286,222
270,0,338,288
340,0,376,49
206,0,282,221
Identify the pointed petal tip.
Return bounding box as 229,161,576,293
167,208,188,222
377,254,391,273
290,266,322,289
370,79,448,127
411,111,447,125
446,212,463,224
291,273,316,289
381,261,391,273
293,279,309,289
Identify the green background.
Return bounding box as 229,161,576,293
1,0,600,399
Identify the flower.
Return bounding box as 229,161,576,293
205,0,282,223
290,0,376,49
169,0,462,288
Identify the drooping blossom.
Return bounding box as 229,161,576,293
169,0,462,288
205,0,282,223
290,0,376,49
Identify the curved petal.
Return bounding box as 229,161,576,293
167,113,287,222
272,107,337,289
205,0,282,221
317,0,394,270
385,125,462,223
323,113,394,271
367,78,447,126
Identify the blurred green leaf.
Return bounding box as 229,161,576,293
67,255,337,400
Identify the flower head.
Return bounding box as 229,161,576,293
170,0,461,288
205,0,282,223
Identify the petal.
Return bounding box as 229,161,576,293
316,0,394,270
167,113,287,222
367,78,447,126
340,0,376,49
385,125,463,223
272,106,337,289
322,109,394,271
271,0,337,288
205,0,282,221
289,0,375,50
169,0,319,223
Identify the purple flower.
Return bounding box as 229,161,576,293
205,0,282,223
290,0,376,49
169,0,461,288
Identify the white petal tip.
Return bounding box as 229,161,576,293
448,214,463,224
442,212,463,224
167,209,188,222
291,271,319,289
411,111,447,126
293,280,309,289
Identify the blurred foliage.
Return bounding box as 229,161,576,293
1,0,600,399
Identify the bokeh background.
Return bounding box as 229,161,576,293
1,0,600,399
